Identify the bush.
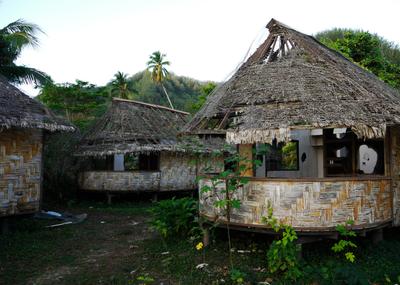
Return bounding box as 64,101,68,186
42,132,84,203
149,197,198,239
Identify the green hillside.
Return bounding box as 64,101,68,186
125,70,209,112
37,71,216,130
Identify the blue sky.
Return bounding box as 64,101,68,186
1,0,400,95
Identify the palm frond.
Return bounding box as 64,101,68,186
0,65,51,85
0,19,44,51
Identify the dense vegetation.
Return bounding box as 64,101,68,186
316,28,400,90
37,71,215,131
3,201,398,284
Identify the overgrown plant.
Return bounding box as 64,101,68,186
262,204,302,281
148,197,198,239
199,147,261,269
331,219,357,262
230,268,246,284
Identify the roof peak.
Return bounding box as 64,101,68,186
112,98,189,115
266,18,293,31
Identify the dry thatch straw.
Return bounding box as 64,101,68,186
76,98,196,156
0,76,75,132
183,19,400,143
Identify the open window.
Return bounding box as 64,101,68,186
138,153,160,171
324,128,384,176
91,155,114,171
90,153,160,171
264,140,299,172
123,153,160,171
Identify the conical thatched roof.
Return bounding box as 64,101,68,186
184,19,400,144
76,98,192,156
0,76,75,132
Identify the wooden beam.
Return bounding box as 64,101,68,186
238,144,253,177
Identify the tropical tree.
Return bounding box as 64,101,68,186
0,19,50,84
146,51,174,109
38,80,108,130
110,71,134,99
316,29,400,90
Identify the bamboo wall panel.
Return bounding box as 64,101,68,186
199,178,392,229
79,154,224,192
159,153,197,191
390,126,400,226
79,171,161,192
0,129,42,217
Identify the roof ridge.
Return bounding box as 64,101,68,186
112,98,189,115
266,18,293,31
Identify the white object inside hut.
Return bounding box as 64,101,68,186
333,128,347,139
359,144,378,174
114,154,124,171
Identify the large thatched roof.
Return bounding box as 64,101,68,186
184,19,400,144
76,98,193,156
0,76,75,132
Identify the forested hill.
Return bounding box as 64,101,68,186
315,29,400,90
125,71,208,112
37,70,216,130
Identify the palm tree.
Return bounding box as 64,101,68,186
146,51,174,109
110,71,133,99
0,19,50,85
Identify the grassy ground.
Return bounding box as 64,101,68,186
0,201,400,285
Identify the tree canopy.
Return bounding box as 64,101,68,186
316,28,400,90
109,71,136,99
37,70,215,131
146,51,174,108
37,80,109,130
0,19,50,84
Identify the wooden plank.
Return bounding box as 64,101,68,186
238,144,253,177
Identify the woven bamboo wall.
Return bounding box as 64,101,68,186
390,126,400,226
79,171,161,191
199,178,392,229
159,153,197,191
79,153,224,192
0,128,42,217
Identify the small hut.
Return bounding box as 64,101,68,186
184,19,400,234
76,98,214,196
0,76,75,218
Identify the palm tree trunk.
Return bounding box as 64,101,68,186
161,83,174,109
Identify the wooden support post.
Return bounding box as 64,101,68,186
371,228,383,244
297,243,303,260
202,226,210,247
238,144,253,177
106,192,113,205
152,193,158,202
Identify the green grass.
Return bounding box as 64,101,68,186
1,202,400,285
0,219,79,284
130,233,270,284
70,200,153,215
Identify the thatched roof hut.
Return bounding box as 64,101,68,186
184,19,400,143
0,77,74,218
76,98,190,156
0,76,74,132
188,19,400,233
76,98,223,195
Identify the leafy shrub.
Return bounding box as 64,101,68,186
263,204,302,281
230,268,246,284
332,220,357,262
302,263,369,285
42,132,84,202
149,197,198,239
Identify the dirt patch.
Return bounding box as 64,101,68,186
9,204,155,285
